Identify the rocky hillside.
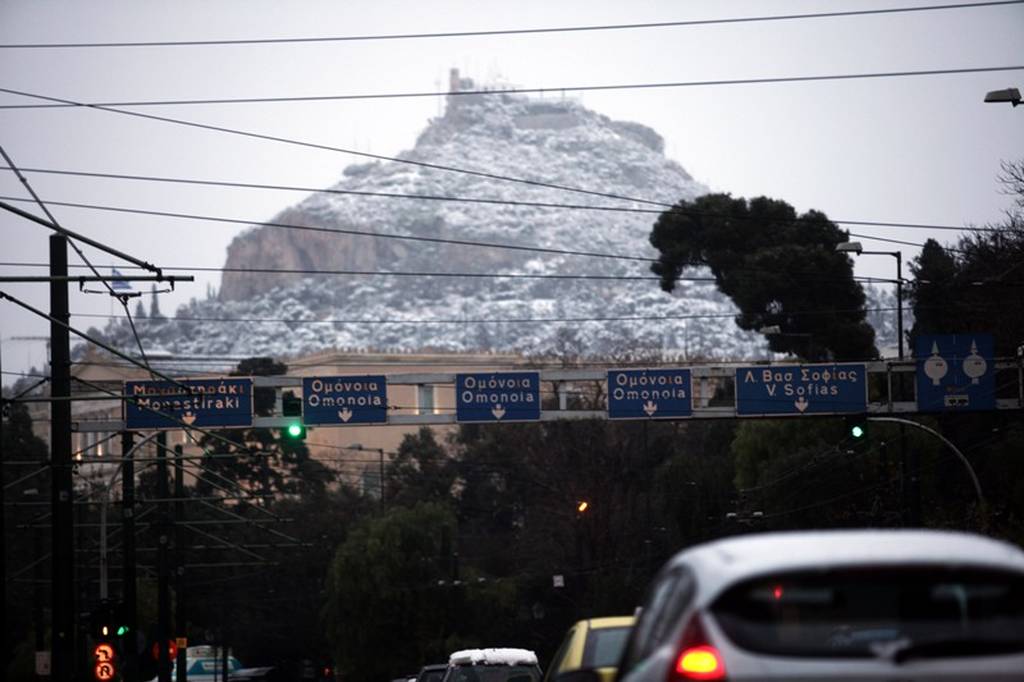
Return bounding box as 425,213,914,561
101,74,782,361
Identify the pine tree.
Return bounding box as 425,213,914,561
149,284,162,318
649,193,877,361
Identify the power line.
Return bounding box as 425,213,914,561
3,66,1023,109
0,196,659,264
63,304,912,327
0,148,167,388
0,199,988,281
0,87,680,209
0,166,994,234
0,254,901,286
0,1,1017,49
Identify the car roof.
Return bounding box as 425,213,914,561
667,529,1024,602
448,649,538,666
583,616,634,630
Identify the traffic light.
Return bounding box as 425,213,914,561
282,391,306,440
844,415,869,449
91,600,114,641
113,601,130,638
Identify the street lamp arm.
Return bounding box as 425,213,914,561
867,416,984,506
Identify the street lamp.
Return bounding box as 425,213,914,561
984,87,1021,107
350,442,385,501
835,241,904,360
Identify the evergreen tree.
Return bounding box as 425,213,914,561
148,284,163,318
908,238,960,342
649,193,877,361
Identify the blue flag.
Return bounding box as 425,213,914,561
110,268,132,291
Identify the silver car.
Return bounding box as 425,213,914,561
608,530,1024,681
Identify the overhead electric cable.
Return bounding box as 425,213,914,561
0,254,901,286
0,166,992,235
0,198,990,283
0,146,168,383
2,66,1023,109
0,195,655,263
64,304,915,327
0,86,679,208
0,1,1017,48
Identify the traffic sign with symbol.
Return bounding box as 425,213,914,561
607,368,692,419
124,378,253,430
93,644,116,682
735,363,867,416
456,371,541,422
915,334,995,412
302,375,388,425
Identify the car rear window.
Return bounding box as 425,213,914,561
711,566,1024,658
582,626,631,668
449,664,540,682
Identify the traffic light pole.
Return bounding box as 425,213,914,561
50,234,75,682
121,431,138,682
157,431,171,682
1,339,6,670
174,444,187,682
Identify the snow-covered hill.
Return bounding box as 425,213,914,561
96,74,867,362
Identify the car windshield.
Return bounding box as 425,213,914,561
448,664,540,682
582,626,631,668
711,566,1024,658
419,670,446,682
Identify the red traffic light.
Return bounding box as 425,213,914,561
151,639,179,661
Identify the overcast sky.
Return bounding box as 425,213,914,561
1,0,1022,381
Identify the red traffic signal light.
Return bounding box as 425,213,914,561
93,643,116,681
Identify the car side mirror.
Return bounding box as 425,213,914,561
552,670,602,682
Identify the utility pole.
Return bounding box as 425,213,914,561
1,338,6,669
174,444,187,682
122,431,138,682
50,234,75,682
157,431,171,682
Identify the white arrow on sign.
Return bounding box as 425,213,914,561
338,408,353,422
181,412,196,425
794,396,809,413
491,405,506,420
642,400,658,417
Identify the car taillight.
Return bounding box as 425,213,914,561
675,646,725,681
671,615,727,681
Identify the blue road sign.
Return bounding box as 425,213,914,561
302,375,388,425
456,371,541,423
915,334,995,412
735,364,867,416
607,368,692,420
124,378,253,430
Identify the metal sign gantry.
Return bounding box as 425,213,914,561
73,356,1023,433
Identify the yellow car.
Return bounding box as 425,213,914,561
544,616,635,682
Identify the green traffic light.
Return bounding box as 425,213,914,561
117,625,128,636
851,425,865,438
287,423,304,438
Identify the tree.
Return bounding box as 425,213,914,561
905,159,1024,542
649,193,877,360
195,357,335,500
908,238,960,339
324,502,462,680
2,401,51,679
909,161,1024,357
385,427,458,508
148,284,163,319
